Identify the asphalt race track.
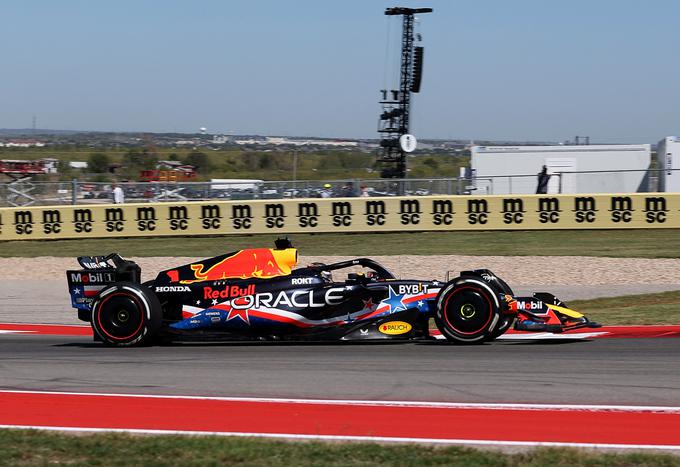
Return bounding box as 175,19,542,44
1,333,679,406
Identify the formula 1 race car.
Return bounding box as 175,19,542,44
66,239,600,347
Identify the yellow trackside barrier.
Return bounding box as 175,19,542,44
0,193,678,241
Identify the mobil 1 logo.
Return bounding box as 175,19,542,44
573,197,597,223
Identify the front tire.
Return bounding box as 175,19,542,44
91,282,162,347
435,278,501,344
486,276,514,340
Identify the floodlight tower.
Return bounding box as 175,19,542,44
378,7,432,179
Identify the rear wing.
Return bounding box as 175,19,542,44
66,253,141,313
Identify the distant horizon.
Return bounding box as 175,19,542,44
2,127,670,146
0,126,564,144
3,1,679,145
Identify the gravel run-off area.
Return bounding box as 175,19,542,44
2,255,680,286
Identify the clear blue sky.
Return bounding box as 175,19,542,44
2,0,679,143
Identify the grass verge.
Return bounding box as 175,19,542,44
570,290,680,326
1,430,679,466
3,229,680,258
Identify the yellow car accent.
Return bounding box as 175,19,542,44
547,303,584,318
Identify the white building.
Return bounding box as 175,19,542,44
471,144,652,194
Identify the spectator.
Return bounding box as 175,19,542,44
359,185,370,197
112,182,125,204
320,183,332,198
536,166,551,194
340,181,357,197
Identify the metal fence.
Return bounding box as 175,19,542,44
0,169,672,207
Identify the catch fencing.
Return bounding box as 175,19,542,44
0,169,672,207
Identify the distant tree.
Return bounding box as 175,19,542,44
57,159,74,179
185,151,211,172
257,153,274,170
122,148,157,170
168,153,180,161
88,153,110,173
422,157,440,170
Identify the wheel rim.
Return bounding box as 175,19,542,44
96,292,145,340
460,303,476,319
443,286,493,335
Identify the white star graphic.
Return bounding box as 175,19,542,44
212,299,218,305
418,300,424,307
73,288,81,295
195,300,200,305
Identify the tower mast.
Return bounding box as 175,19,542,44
378,7,432,179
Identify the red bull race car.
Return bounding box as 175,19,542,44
67,239,600,347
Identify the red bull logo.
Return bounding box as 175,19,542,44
203,284,256,300
180,248,298,284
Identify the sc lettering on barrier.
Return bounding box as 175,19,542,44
137,220,156,231
332,215,352,227
503,212,523,224
15,224,33,234
432,213,453,225
611,211,632,223
365,214,385,226
232,218,252,229
646,212,666,223
106,221,125,232
466,200,488,225
43,223,61,234
75,222,92,233
574,211,596,223
266,217,285,228
202,218,220,229
170,219,188,230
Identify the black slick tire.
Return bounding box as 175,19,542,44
434,278,501,344
91,282,162,347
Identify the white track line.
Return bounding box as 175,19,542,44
0,424,678,451
2,389,679,413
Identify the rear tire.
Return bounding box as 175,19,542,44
435,278,501,344
91,282,162,347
